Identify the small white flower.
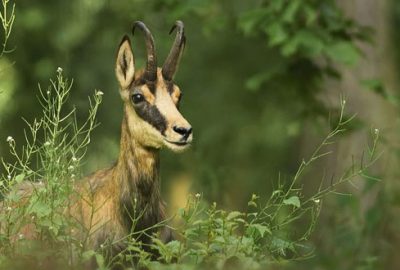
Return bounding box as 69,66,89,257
342,99,346,106
7,175,11,180
18,233,24,240
6,206,12,211
100,244,104,249
72,157,77,162
195,193,201,199
31,215,35,220
68,165,74,171
6,136,14,143
313,199,320,204
44,141,51,147
80,243,83,248
57,67,63,73
46,90,50,95
70,229,75,233
134,197,138,204
71,174,76,179
38,181,43,185
374,128,379,135
96,90,104,96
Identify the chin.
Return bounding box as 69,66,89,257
164,140,191,153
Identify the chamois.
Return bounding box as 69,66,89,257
73,20,192,252
2,21,192,258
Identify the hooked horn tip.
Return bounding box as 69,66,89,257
132,21,145,35
169,20,184,35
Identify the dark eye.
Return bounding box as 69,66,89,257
131,93,144,104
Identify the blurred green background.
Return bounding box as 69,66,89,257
1,0,400,269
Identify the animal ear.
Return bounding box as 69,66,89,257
115,35,135,90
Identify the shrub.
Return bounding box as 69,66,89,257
0,70,380,269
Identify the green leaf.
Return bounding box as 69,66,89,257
264,22,288,46
325,41,360,65
82,250,96,261
245,66,283,91
271,237,295,256
15,173,25,183
247,224,271,238
294,30,324,56
29,201,52,218
226,211,243,221
281,37,299,56
165,240,181,254
282,0,301,23
283,196,301,208
177,208,185,218
303,5,318,25
95,253,105,268
238,8,269,36
361,79,386,97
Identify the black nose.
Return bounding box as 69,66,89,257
173,126,192,139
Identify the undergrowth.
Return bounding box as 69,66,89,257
0,71,380,269
0,0,14,57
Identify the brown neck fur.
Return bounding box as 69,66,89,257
113,112,163,234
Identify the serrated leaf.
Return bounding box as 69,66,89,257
283,196,301,208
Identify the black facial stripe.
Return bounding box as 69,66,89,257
133,103,167,135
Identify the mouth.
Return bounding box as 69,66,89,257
164,139,190,147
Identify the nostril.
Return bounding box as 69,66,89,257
173,126,186,135
173,126,192,138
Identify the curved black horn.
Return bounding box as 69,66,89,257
132,21,157,81
162,20,186,81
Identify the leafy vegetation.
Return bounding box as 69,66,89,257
0,71,379,269
0,0,14,57
1,0,399,269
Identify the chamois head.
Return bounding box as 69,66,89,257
115,21,192,152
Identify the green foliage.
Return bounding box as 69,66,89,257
0,0,15,57
0,70,102,266
0,1,396,269
0,79,380,269
238,0,371,92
